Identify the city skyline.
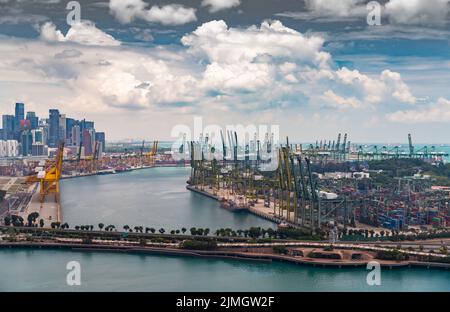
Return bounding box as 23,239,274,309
0,0,449,142
0,101,105,157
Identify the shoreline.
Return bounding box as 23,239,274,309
1,241,450,270
186,185,285,225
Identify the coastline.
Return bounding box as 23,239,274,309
1,241,450,270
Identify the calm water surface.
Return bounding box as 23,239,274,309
2,167,449,291
60,167,275,231
1,249,450,292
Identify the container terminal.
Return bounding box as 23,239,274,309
1,132,450,236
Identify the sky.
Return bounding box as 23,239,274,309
0,0,449,143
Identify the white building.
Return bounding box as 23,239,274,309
0,140,19,157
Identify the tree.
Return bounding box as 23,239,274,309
159,228,165,234
175,229,180,234
75,225,80,230
4,216,11,226
181,227,187,234
204,228,210,236
98,223,104,230
170,230,175,235
123,225,130,232
190,227,197,235
150,227,156,234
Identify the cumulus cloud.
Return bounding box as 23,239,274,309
387,98,450,123
39,21,120,46
180,19,333,103
277,0,450,26
335,67,416,105
0,19,420,121
321,90,361,108
385,0,450,26
305,0,365,17
109,0,197,26
201,0,241,13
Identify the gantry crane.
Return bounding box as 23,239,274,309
27,142,65,203
144,141,158,166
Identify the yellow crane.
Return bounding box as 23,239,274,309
143,141,158,166
27,142,64,203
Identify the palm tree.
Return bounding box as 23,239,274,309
175,229,180,234
190,227,197,235
123,225,130,232
98,223,104,230
75,225,80,230
150,227,156,234
181,227,187,234
204,228,210,236
159,228,165,234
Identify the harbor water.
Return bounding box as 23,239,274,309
60,167,275,231
1,249,450,291
1,167,450,291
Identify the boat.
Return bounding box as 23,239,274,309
114,166,132,173
97,168,116,175
219,196,249,212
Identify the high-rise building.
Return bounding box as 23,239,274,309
48,109,60,147
59,114,66,145
31,129,43,144
71,124,81,147
14,102,25,138
0,140,19,157
21,130,32,156
26,112,39,130
15,102,24,121
95,132,106,152
66,118,76,145
1,115,15,140
82,129,92,156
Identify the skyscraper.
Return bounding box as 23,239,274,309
15,102,24,121
59,114,66,145
95,132,106,152
48,109,60,148
72,124,81,147
66,118,76,145
26,112,39,130
82,129,92,156
14,102,25,138
1,115,15,140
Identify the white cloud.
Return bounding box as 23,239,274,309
181,20,331,67
109,0,197,26
387,97,450,123
0,18,425,140
277,0,450,26
321,90,361,108
305,0,365,17
385,0,450,26
335,67,416,104
39,21,120,46
201,0,241,13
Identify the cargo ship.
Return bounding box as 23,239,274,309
219,196,248,212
